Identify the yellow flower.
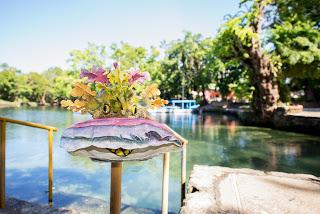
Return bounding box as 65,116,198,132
74,99,86,108
61,100,73,107
70,83,96,97
142,84,160,100
151,98,168,108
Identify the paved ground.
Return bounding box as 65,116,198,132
288,108,320,118
181,165,320,214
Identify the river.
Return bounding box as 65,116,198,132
1,107,319,213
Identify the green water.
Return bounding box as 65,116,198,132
1,107,320,213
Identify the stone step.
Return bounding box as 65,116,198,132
181,166,320,214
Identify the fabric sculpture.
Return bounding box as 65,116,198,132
61,117,185,161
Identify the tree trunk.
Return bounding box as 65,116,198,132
250,55,279,122
248,0,279,122
40,91,47,106
201,84,208,106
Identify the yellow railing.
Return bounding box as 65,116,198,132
0,117,57,208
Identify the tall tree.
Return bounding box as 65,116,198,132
109,42,163,90
24,72,50,104
0,65,26,102
214,0,280,122
161,32,216,103
110,42,148,69
68,43,107,72
271,0,320,102
275,0,320,27
43,67,75,103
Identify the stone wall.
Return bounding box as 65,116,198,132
273,108,320,136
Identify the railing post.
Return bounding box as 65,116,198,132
0,120,6,208
181,144,186,206
162,152,170,214
48,129,53,206
110,162,122,214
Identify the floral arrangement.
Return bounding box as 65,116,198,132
61,63,168,118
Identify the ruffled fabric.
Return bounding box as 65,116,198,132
61,117,185,161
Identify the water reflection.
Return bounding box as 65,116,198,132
153,112,320,176
0,107,320,213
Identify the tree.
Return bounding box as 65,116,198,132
275,0,320,27
160,32,216,103
43,67,75,103
110,42,148,69
271,0,320,102
212,59,253,101
24,72,50,104
214,0,280,122
0,66,26,102
110,43,162,81
109,42,164,94
0,69,19,101
68,43,107,72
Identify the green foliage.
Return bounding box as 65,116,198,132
213,60,253,101
43,67,74,102
0,65,74,104
110,43,148,69
272,20,320,79
68,42,107,71
109,43,162,85
211,14,256,101
272,0,320,102
160,32,216,102
0,67,24,101
276,0,320,26
23,72,50,103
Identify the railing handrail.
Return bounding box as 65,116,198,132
0,117,57,131
0,117,57,208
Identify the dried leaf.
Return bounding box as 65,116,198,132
151,98,168,108
61,100,74,107
70,83,96,97
143,84,160,98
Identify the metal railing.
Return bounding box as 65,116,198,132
0,117,57,208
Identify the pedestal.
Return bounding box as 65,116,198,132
110,162,122,214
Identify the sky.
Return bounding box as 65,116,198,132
0,0,240,73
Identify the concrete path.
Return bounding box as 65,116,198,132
288,108,320,118
181,166,320,214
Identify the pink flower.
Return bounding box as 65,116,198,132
129,70,150,84
80,67,109,84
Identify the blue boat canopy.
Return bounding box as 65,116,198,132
169,100,199,109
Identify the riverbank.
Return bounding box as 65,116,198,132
0,100,20,108
196,103,320,136
181,165,320,214
0,99,56,109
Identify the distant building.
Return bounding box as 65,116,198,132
204,89,221,102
